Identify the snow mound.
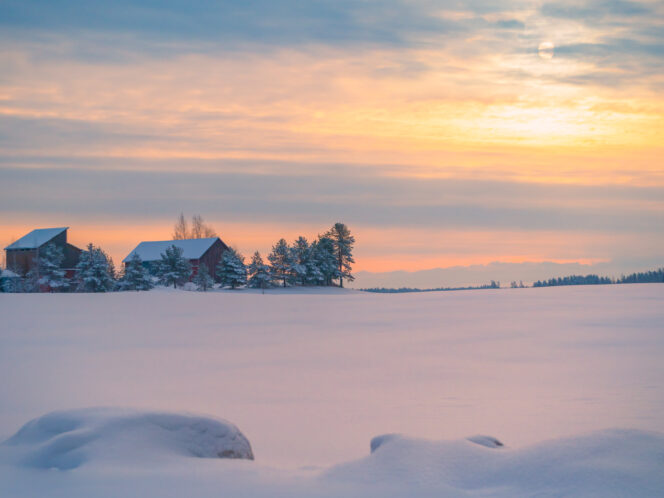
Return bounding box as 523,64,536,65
325,429,664,496
1,408,254,470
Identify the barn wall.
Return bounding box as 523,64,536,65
5,230,81,276
200,239,228,279
5,249,38,275
63,243,82,269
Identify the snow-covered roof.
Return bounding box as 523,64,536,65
5,227,68,250
123,238,220,262
1,268,20,278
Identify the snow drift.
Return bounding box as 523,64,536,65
1,408,254,470
1,409,663,496
326,429,664,496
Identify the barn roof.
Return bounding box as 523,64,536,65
5,227,68,250
123,238,220,263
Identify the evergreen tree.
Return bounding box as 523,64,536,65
34,243,67,292
268,238,294,287
216,248,247,289
75,243,116,292
120,253,154,291
304,239,325,285
24,265,41,293
327,223,355,287
290,236,311,286
1,268,23,293
311,235,338,286
157,245,192,288
247,251,271,289
193,263,215,291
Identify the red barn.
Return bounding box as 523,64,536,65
4,227,81,278
122,237,228,279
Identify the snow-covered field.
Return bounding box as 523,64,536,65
1,284,663,496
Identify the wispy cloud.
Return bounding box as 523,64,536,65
1,0,662,271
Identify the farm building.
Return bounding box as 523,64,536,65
123,237,228,279
4,227,82,277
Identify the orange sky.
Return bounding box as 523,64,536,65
1,1,663,280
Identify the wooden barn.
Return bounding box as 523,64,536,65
4,227,82,277
123,237,228,279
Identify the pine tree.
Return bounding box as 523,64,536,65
157,245,192,288
193,263,215,291
290,236,310,286
75,243,116,292
120,253,154,291
1,268,24,293
311,235,338,286
268,238,294,287
35,243,67,292
247,251,271,289
327,222,355,287
24,263,41,293
216,248,247,289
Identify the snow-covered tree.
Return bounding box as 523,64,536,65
1,268,23,293
311,235,338,286
23,265,41,293
75,244,116,292
268,238,294,287
33,243,67,292
193,263,215,291
216,248,247,289
290,236,311,286
157,245,192,288
247,251,271,289
327,222,355,287
120,253,154,291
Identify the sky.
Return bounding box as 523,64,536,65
1,0,663,282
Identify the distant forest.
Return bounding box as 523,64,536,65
363,268,664,293
362,281,501,293
533,268,664,287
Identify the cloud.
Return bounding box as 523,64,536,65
1,0,662,272
0,0,463,51
541,1,652,20
535,1,664,88
1,166,662,233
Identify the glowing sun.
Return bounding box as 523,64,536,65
538,41,555,59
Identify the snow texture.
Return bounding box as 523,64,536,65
324,429,664,496
1,408,253,470
0,284,663,496
4,227,67,250
1,268,20,278
123,238,219,262
0,421,662,496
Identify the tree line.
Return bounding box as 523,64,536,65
362,281,501,293
0,222,355,293
362,269,664,293
532,269,664,287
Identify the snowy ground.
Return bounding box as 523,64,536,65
1,284,663,495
